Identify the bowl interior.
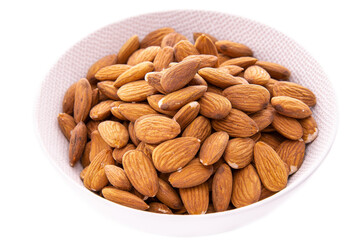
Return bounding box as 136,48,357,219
36,10,337,212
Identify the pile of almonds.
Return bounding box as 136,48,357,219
58,27,318,215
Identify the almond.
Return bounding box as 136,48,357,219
198,67,244,88
182,116,212,142
117,80,157,102
84,149,114,190
249,107,275,131
264,78,279,97
86,120,100,138
188,74,208,86
89,100,114,120
69,121,87,167
198,92,232,119
86,54,117,80
217,53,231,65
89,130,111,162
194,34,219,57
102,186,149,210
199,132,229,166
97,81,120,100
244,65,270,85
259,132,285,150
212,163,232,212
153,46,174,71
193,32,218,43
140,27,175,48
57,113,76,141
113,61,154,87
223,84,270,112
254,141,288,192
170,159,213,187
183,54,218,68
206,84,224,95
134,114,181,144
231,164,261,208
152,137,201,173
271,96,312,119
123,150,159,197
259,184,276,201
272,113,303,140
299,116,318,143
116,103,157,122
161,32,188,47
117,35,140,64
218,65,244,76
173,40,199,62
224,138,255,169
147,94,177,116
128,121,140,146
172,101,200,129
94,64,131,81
108,101,126,120
127,49,144,65
215,40,253,57
136,141,152,159
74,78,92,123
80,166,88,181
212,108,259,137
277,140,305,175
255,61,291,80
81,141,91,168
160,58,201,93
179,182,209,215
62,82,77,114
145,71,166,94
112,143,136,164
156,178,183,210
98,121,129,148
148,202,173,214
273,81,316,107
251,132,262,142
91,88,99,107
104,165,132,190
158,85,207,111
220,56,257,68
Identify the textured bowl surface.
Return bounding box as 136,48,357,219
35,10,338,236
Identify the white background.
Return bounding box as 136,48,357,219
1,0,359,239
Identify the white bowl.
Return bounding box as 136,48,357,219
35,10,338,236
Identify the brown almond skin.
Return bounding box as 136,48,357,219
158,85,207,111
89,130,111,162
148,202,173,214
273,81,316,107
183,55,218,68
117,103,157,122
217,53,231,65
131,45,160,64
86,54,117,80
215,40,253,57
69,121,87,167
86,120,100,138
174,40,199,62
198,92,232,119
117,35,140,64
244,65,270,85
62,82,77,114
255,61,291,80
182,116,212,142
112,143,136,164
272,113,303,140
161,32,188,48
74,78,92,123
98,121,129,148
97,81,120,100
145,71,166,94
169,159,213,188
250,132,262,142
276,140,305,175
259,184,276,200
254,141,288,192
271,96,312,119
179,182,209,215
147,94,177,116
212,163,233,212
199,132,229,166
104,165,132,190
264,79,279,97
218,65,244,76
134,114,181,144
220,57,258,68
249,107,275,131
194,34,219,57
206,84,224,95
113,61,154,87
94,64,131,81
259,132,285,150
160,58,201,93
224,138,255,169
212,108,259,137
81,141,91,168
140,27,175,48
152,137,201,173
123,150,159,197
57,113,76,141
193,32,218,43
223,84,270,113
156,178,183,210
136,142,152,159
102,187,149,210
198,67,244,89
299,116,318,143
153,46,174,71
89,100,114,121
173,101,200,130
231,164,261,208
117,80,157,102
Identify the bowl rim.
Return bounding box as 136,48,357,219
34,9,339,218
